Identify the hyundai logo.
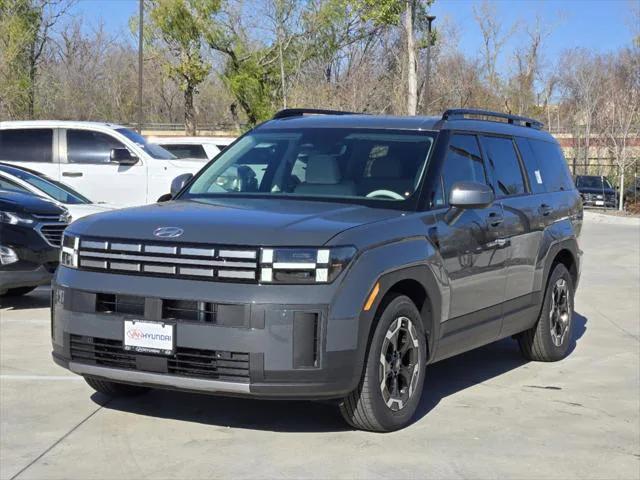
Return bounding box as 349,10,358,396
153,226,184,238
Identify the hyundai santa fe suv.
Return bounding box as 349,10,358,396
52,108,582,432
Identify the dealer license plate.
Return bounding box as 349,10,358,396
124,320,174,355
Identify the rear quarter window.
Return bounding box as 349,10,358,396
527,139,574,192
0,129,54,163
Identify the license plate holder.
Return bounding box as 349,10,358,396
124,320,175,355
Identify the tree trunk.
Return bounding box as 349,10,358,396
619,169,625,211
405,0,417,116
184,85,196,136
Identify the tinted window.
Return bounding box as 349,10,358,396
0,166,90,204
67,130,126,164
0,129,53,163
161,144,208,159
0,176,30,193
481,136,526,197
527,139,574,192
514,137,545,194
432,134,487,207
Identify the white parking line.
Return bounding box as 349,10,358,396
0,375,82,381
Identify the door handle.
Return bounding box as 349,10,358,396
487,212,504,227
539,204,553,216
62,171,83,178
486,238,510,248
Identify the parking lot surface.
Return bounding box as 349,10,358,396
1,212,639,480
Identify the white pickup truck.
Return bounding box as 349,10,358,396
0,121,205,207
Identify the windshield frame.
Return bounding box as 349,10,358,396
177,127,439,211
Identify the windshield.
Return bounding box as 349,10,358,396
577,176,612,189
116,128,176,160
182,128,435,206
0,165,91,204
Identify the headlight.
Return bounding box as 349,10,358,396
259,246,356,284
0,245,19,266
60,233,79,268
0,211,34,225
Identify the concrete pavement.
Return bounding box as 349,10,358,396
1,212,638,479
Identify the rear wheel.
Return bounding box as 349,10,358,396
339,294,427,432
518,263,574,362
84,376,150,397
1,286,36,297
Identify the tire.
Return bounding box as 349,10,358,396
518,263,574,362
339,294,427,432
2,286,37,297
84,376,150,397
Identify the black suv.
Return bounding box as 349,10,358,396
1,190,69,296
575,175,617,208
52,109,582,432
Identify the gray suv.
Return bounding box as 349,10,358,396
52,109,582,432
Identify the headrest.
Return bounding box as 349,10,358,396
370,157,403,178
305,155,342,184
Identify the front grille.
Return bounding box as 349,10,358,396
96,294,145,316
70,335,250,382
77,237,258,282
38,224,67,247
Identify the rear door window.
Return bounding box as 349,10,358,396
66,130,126,164
527,139,574,192
514,137,545,194
0,129,54,163
481,136,527,197
432,134,487,208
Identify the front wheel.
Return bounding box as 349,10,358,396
339,294,427,432
518,263,575,362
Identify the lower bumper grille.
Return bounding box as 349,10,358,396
70,335,250,382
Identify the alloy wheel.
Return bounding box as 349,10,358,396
549,278,571,347
379,316,421,411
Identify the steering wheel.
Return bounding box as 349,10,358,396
366,189,405,200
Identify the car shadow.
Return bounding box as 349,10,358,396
94,312,588,433
0,286,50,311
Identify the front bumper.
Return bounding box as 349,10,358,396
0,261,56,293
51,268,364,399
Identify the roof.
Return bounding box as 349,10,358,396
0,120,126,130
258,112,556,142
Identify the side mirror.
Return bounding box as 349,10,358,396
110,148,138,165
157,193,173,203
170,173,193,196
445,182,494,225
449,181,494,209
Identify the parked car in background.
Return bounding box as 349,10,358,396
52,108,582,432
575,175,617,208
0,190,68,296
0,121,205,207
148,136,236,161
0,163,115,221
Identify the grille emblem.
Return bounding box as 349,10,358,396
153,226,184,238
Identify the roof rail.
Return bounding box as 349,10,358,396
272,108,361,119
442,108,544,130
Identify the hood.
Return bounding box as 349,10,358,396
66,203,115,222
67,197,404,246
0,190,67,216
577,187,616,195
166,159,208,171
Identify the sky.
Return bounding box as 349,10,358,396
69,0,636,66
